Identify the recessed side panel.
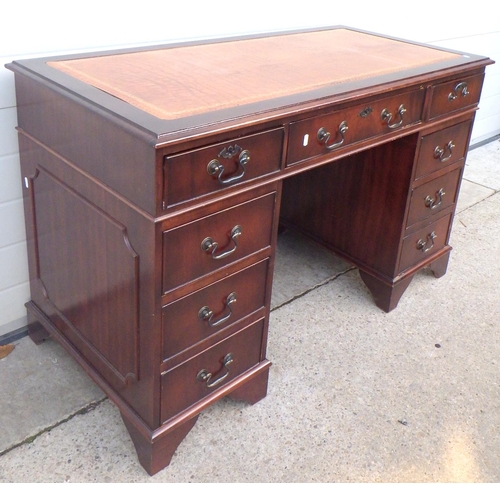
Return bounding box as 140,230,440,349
30,166,140,385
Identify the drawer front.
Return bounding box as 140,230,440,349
162,259,269,360
287,88,425,165
398,213,452,273
164,128,284,207
162,192,276,292
406,167,462,228
161,318,264,423
429,73,484,119
415,120,471,180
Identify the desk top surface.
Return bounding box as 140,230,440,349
10,27,492,140
48,28,461,120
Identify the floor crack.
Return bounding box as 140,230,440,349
0,396,108,457
270,266,357,312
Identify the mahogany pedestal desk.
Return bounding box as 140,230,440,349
7,27,493,475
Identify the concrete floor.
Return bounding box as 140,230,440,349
1,139,499,483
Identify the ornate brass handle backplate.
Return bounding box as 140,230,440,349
207,144,250,185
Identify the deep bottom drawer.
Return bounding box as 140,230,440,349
160,318,265,423
398,213,453,273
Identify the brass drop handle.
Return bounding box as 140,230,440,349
381,104,406,129
425,188,445,209
198,292,237,327
417,231,436,253
434,141,455,162
201,225,242,260
448,82,469,101
197,353,234,388
207,148,250,185
317,120,348,150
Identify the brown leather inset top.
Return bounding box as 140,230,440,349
48,28,462,120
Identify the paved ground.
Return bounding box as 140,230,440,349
1,139,499,482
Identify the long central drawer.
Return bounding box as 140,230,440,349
287,88,425,165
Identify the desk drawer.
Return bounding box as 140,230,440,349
162,259,269,360
164,128,283,207
398,213,452,272
287,88,425,165
428,73,484,119
162,192,275,292
160,318,265,423
406,167,462,228
415,120,471,180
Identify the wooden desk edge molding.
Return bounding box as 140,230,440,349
7,26,494,475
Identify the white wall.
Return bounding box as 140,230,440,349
1,1,499,335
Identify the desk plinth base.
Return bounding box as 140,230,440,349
122,366,270,476
25,301,271,476
121,413,200,476
359,250,451,312
359,271,414,313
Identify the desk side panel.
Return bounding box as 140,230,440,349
19,133,160,429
